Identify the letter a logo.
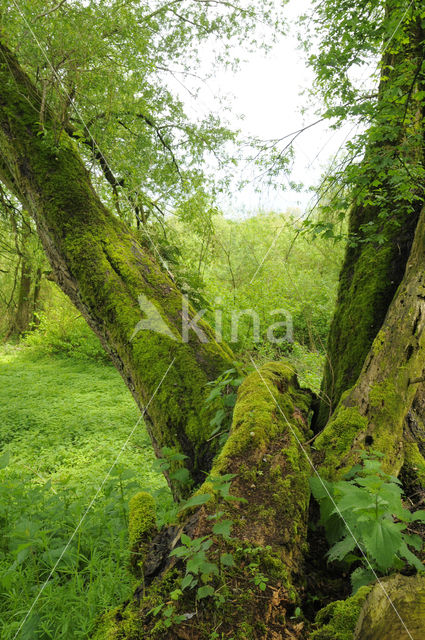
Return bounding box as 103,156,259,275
131,294,178,341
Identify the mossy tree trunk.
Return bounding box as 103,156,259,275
6,252,32,338
0,38,234,494
1,25,425,640
315,204,425,480
4,213,42,339
112,227,425,638
316,15,425,430
93,363,314,640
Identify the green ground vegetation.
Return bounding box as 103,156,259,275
0,347,171,640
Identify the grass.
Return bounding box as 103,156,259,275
0,345,171,639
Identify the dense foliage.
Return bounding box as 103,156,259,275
0,348,171,639
302,0,425,241
0,0,287,226
1,0,425,638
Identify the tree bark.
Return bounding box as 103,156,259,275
6,252,32,338
316,12,425,429
316,204,425,477
0,37,233,494
93,362,313,640
0,21,424,640
354,574,425,640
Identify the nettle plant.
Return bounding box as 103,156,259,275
204,367,244,448
148,464,271,630
148,473,243,628
310,451,425,593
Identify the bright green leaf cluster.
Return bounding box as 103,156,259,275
310,451,425,592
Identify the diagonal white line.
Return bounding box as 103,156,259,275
249,355,416,640
249,223,285,284
12,357,176,640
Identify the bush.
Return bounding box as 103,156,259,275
23,284,108,362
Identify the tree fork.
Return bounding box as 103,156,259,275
316,11,425,430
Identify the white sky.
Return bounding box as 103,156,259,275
170,0,362,216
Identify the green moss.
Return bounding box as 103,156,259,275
212,362,308,468
315,404,368,477
193,362,312,583
93,362,311,639
317,196,419,430
402,442,425,489
128,492,157,573
311,586,372,640
91,604,141,640
355,574,425,638
0,42,238,499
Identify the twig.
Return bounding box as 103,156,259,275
35,0,68,21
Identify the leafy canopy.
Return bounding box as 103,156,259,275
1,0,287,225
300,0,425,242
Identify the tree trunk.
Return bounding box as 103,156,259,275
315,198,419,429
4,213,39,339
0,38,234,494
90,202,425,636
93,362,313,640
316,204,425,478
354,574,425,640
316,12,425,429
31,266,43,328
1,24,424,640
6,253,32,338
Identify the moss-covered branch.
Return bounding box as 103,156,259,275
316,205,425,477
93,362,313,639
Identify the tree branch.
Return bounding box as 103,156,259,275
35,0,68,21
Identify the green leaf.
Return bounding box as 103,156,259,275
205,388,222,403
170,546,190,558
362,520,402,571
170,468,191,486
333,485,374,514
181,573,196,590
197,585,214,599
403,533,422,551
201,538,214,552
221,553,235,567
198,560,219,577
210,409,226,427
351,567,375,594
398,542,424,572
186,553,207,575
222,393,237,407
149,603,164,617
212,520,233,538
179,493,211,512
327,535,357,563
309,476,332,501
411,509,425,523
